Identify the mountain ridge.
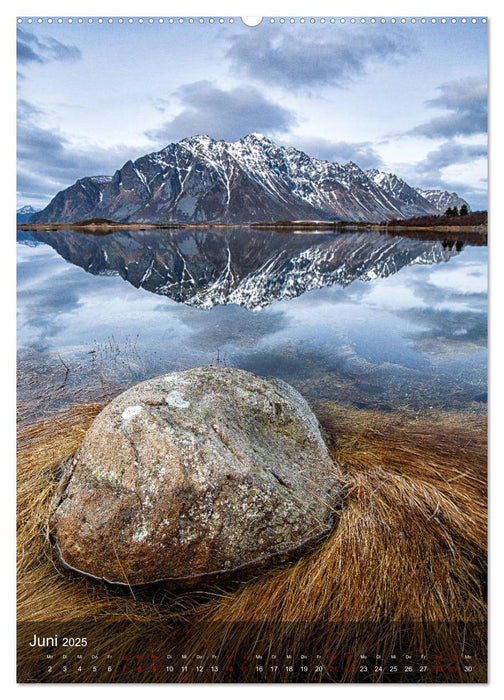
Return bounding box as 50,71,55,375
29,134,469,225
17,205,40,223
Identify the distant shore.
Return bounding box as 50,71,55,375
17,218,488,246
17,221,180,233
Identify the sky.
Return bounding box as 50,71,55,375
16,16,488,211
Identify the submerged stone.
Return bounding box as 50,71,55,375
50,366,345,587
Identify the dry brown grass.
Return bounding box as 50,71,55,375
17,400,487,683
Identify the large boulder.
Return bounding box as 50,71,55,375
50,367,345,587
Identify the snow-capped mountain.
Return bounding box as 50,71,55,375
29,134,469,225
414,188,470,214
17,205,40,223
31,228,460,310
366,172,471,217
366,170,439,217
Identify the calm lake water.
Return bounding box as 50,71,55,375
17,227,487,421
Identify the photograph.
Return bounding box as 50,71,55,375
16,13,487,683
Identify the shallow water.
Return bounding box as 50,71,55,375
16,227,487,421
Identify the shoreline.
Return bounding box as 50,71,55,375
17,220,488,246
17,220,488,234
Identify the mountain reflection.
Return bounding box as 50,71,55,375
28,228,461,310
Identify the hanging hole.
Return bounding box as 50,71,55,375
241,16,263,27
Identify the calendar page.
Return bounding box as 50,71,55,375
16,14,488,683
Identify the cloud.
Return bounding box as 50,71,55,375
416,140,487,178
280,136,384,170
410,76,487,139
16,99,141,206
145,81,296,145
17,28,82,65
393,139,487,210
227,27,413,90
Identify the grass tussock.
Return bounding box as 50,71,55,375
17,401,487,682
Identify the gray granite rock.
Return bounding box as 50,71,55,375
50,367,345,586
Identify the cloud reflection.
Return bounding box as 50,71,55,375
17,236,487,411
